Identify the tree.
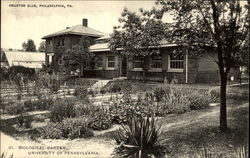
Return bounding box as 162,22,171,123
150,0,249,131
61,36,95,77
109,8,167,82
22,39,36,52
38,41,46,52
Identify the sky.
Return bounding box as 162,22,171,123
1,1,156,50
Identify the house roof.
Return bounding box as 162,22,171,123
89,40,178,52
4,51,45,68
42,25,108,39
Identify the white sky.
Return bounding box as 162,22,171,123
1,1,156,49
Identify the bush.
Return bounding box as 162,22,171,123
154,86,213,114
23,115,33,128
5,102,25,115
88,109,112,130
24,97,54,112
188,90,212,110
17,114,33,128
112,115,166,158
108,100,154,124
40,117,93,139
74,87,88,99
162,87,191,114
73,100,97,117
49,98,76,122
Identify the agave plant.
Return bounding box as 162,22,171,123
234,146,248,158
1,152,13,158
112,115,166,158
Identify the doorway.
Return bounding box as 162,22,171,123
121,57,127,77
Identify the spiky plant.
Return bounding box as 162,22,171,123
234,146,248,158
112,115,166,158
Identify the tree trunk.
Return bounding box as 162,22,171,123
142,56,147,83
142,69,146,83
219,71,228,132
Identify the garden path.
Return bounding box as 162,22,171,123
160,102,248,132
90,79,111,91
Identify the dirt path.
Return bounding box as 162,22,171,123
161,103,248,132
1,132,116,158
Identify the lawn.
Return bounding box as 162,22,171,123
158,100,249,158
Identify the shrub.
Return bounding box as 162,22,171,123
163,87,191,114
39,122,63,139
17,114,33,128
188,90,212,110
74,87,88,99
112,115,166,158
153,87,166,102
49,98,76,122
88,109,112,130
73,100,97,117
5,102,25,115
39,117,93,139
23,97,54,112
23,115,33,128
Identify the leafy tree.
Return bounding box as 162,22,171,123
22,39,36,52
149,0,249,131
109,8,167,82
38,41,46,52
60,36,95,77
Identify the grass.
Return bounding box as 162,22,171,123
157,99,248,157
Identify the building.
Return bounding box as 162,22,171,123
42,19,240,83
1,51,45,69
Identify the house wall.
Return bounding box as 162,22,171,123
196,53,240,83
84,52,120,78
45,35,97,66
126,47,198,83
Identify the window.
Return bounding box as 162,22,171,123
151,55,162,69
168,54,184,71
133,56,143,69
106,56,115,69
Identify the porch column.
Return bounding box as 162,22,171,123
185,51,188,84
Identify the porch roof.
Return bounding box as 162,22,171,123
89,40,178,52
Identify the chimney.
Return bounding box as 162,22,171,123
82,18,88,27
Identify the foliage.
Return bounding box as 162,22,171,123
22,39,36,52
109,8,167,81
74,87,89,99
73,100,97,117
60,36,95,74
23,115,33,128
5,102,25,115
1,152,13,158
39,117,93,139
24,97,54,111
88,109,112,130
64,77,97,88
38,41,46,52
112,115,166,158
49,98,77,122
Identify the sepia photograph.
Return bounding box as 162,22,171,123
1,0,249,158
